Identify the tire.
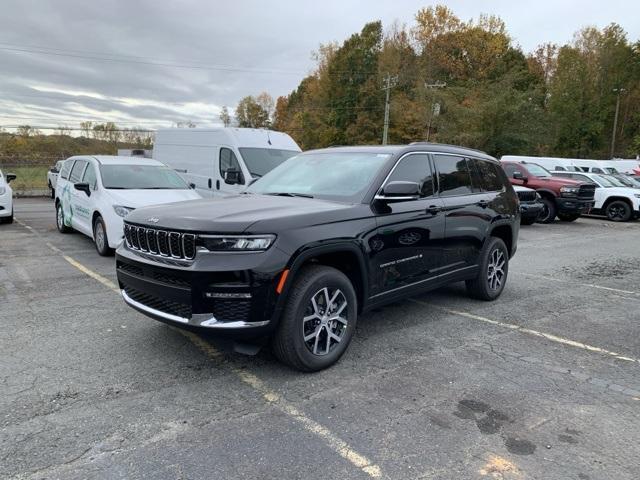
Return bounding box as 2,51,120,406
56,202,71,233
520,216,537,226
537,197,557,224
93,215,113,256
605,200,632,222
0,209,12,224
557,213,580,222
466,237,509,301
50,187,55,199
272,265,358,372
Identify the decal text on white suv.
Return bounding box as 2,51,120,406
54,156,201,255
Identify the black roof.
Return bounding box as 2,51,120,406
304,143,496,161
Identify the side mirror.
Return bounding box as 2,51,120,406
74,182,91,196
224,169,242,185
189,182,196,189
6,173,16,183
376,181,421,202
512,171,528,182
50,167,59,173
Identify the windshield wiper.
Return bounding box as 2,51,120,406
265,192,314,198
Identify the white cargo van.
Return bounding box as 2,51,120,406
153,128,301,197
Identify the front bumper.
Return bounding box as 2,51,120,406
556,198,594,214
520,202,544,219
116,242,289,337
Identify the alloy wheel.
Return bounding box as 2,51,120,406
608,205,626,221
57,205,64,229
95,221,105,251
302,287,348,356
487,249,506,290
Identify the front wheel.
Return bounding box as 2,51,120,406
520,216,537,226
605,201,632,222
93,216,113,256
537,197,557,224
557,213,580,222
56,202,71,233
466,237,509,301
272,265,357,372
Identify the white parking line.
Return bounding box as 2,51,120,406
15,219,383,478
514,271,640,297
410,299,639,364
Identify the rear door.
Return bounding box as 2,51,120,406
434,154,492,274
371,153,446,297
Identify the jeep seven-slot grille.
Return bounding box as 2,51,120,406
516,190,537,202
577,184,596,201
124,223,196,260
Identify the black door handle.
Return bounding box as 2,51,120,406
208,178,212,189
216,179,220,190
426,205,442,215
477,200,489,208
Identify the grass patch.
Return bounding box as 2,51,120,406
3,165,50,191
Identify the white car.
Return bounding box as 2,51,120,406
55,156,201,255
0,169,16,224
47,160,65,199
552,171,640,222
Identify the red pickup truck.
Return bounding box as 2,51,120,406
501,161,596,223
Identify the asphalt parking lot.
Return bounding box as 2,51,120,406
2,198,640,480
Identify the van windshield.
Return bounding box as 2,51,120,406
100,164,190,189
238,148,299,178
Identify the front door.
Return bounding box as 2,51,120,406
66,159,88,231
73,162,98,236
371,153,446,297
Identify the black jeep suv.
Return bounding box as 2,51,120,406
116,144,519,371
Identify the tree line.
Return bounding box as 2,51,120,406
230,5,640,159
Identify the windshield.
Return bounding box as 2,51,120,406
100,164,190,189
526,163,552,177
238,148,299,178
604,167,619,174
247,152,392,202
590,174,623,187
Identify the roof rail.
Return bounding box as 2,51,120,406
409,141,489,156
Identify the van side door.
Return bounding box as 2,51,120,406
218,147,246,195
72,161,98,236
66,160,88,231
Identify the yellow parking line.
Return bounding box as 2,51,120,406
411,299,639,364
44,243,382,477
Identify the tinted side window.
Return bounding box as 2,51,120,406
502,163,518,178
69,160,87,183
473,159,504,192
386,154,435,197
435,155,474,196
220,148,244,184
82,163,97,190
60,160,72,180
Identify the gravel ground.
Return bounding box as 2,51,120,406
2,198,640,480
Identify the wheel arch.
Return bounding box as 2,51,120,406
535,188,556,200
488,224,514,257
602,196,633,210
284,242,369,313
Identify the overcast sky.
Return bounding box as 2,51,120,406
1,0,638,131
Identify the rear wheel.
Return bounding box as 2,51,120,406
272,265,357,372
605,201,632,222
93,215,113,256
537,197,557,223
466,237,509,301
557,213,580,222
56,202,71,233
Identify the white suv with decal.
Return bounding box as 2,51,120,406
55,156,201,255
552,171,640,222
0,169,16,224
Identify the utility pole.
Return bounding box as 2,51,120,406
381,74,398,145
610,87,625,158
424,81,446,141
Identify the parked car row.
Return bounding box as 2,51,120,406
0,169,16,224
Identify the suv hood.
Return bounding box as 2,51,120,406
107,189,201,209
124,193,357,232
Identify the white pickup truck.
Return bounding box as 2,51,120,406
552,171,640,222
47,160,64,199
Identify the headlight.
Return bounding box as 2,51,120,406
560,186,579,197
199,235,276,251
0,186,5,195
113,205,135,217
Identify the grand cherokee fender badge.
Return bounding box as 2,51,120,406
147,217,160,223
